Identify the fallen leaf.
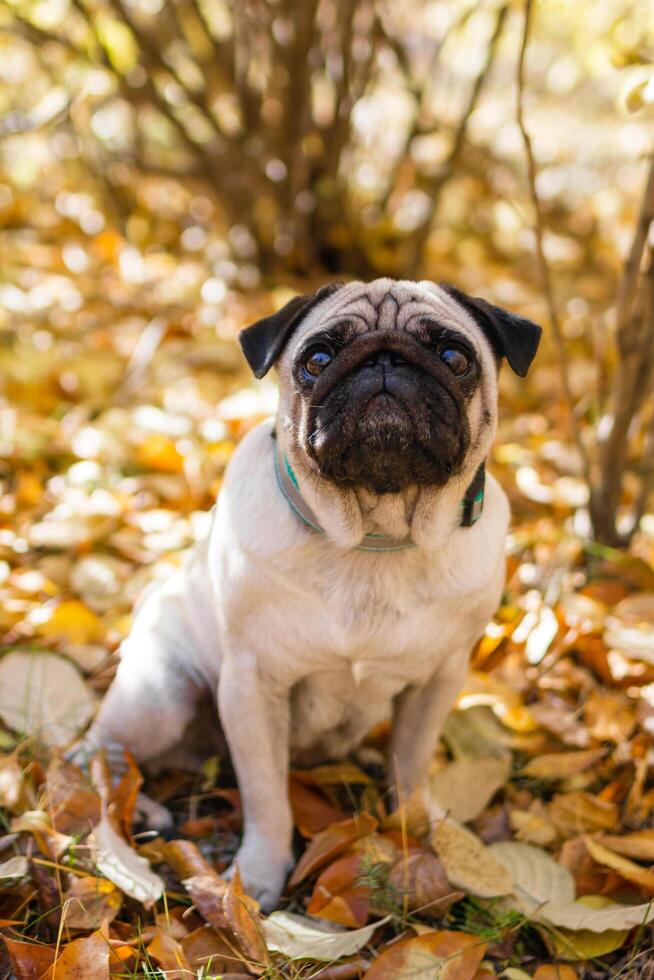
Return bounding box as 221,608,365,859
429,756,511,823
184,872,229,929
547,895,629,960
289,773,347,836
180,925,236,974
300,762,373,786
0,651,97,746
38,599,104,644
489,840,575,914
0,855,29,879
548,791,619,838
161,838,215,878
11,810,73,859
533,967,577,980
598,829,654,861
583,835,654,892
2,937,56,979
432,820,513,898
46,756,100,835
41,930,110,979
147,928,193,980
92,810,164,905
388,850,462,914
490,840,654,931
289,812,378,886
307,853,370,928
223,865,267,964
263,911,390,960
583,690,635,742
521,749,605,781
362,930,487,980
62,876,122,930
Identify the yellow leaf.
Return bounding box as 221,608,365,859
39,601,104,645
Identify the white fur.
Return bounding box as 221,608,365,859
77,280,510,910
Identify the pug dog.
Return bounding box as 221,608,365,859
75,278,541,910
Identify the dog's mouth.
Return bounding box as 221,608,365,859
301,333,471,494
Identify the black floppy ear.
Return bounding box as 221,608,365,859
442,284,542,377
239,283,341,378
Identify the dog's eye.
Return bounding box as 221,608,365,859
302,348,333,379
439,347,469,376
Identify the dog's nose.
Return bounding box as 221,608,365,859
362,350,406,367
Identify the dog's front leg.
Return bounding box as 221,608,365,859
219,653,293,912
389,658,469,804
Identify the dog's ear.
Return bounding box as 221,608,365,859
442,284,542,377
239,283,341,378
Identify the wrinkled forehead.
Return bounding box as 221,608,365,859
287,279,488,355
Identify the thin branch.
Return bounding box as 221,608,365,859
516,0,592,484
406,3,508,272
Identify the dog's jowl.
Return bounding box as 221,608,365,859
74,278,541,910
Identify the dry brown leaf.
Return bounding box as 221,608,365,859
362,930,487,980
598,829,654,862
184,871,229,929
162,838,215,878
147,928,193,980
2,937,56,979
431,820,514,898
40,930,110,979
180,925,237,974
45,756,100,835
62,876,122,930
428,756,511,823
583,835,654,892
289,812,378,886
548,791,619,838
223,864,267,964
388,850,463,914
521,749,605,781
583,690,635,742
289,773,347,836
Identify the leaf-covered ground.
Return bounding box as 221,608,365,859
2,223,654,979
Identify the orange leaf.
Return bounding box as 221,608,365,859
2,937,56,980
308,853,370,927
290,812,378,886
41,931,110,979
162,839,215,879
289,773,346,836
363,930,487,980
147,928,193,980
223,865,267,964
534,966,578,980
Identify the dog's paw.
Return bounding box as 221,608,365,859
226,842,294,914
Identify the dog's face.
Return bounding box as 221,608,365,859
240,280,541,494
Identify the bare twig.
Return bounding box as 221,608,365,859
407,3,508,272
516,0,592,485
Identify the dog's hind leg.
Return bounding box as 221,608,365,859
69,576,206,826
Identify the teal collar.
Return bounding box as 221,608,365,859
272,435,484,551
